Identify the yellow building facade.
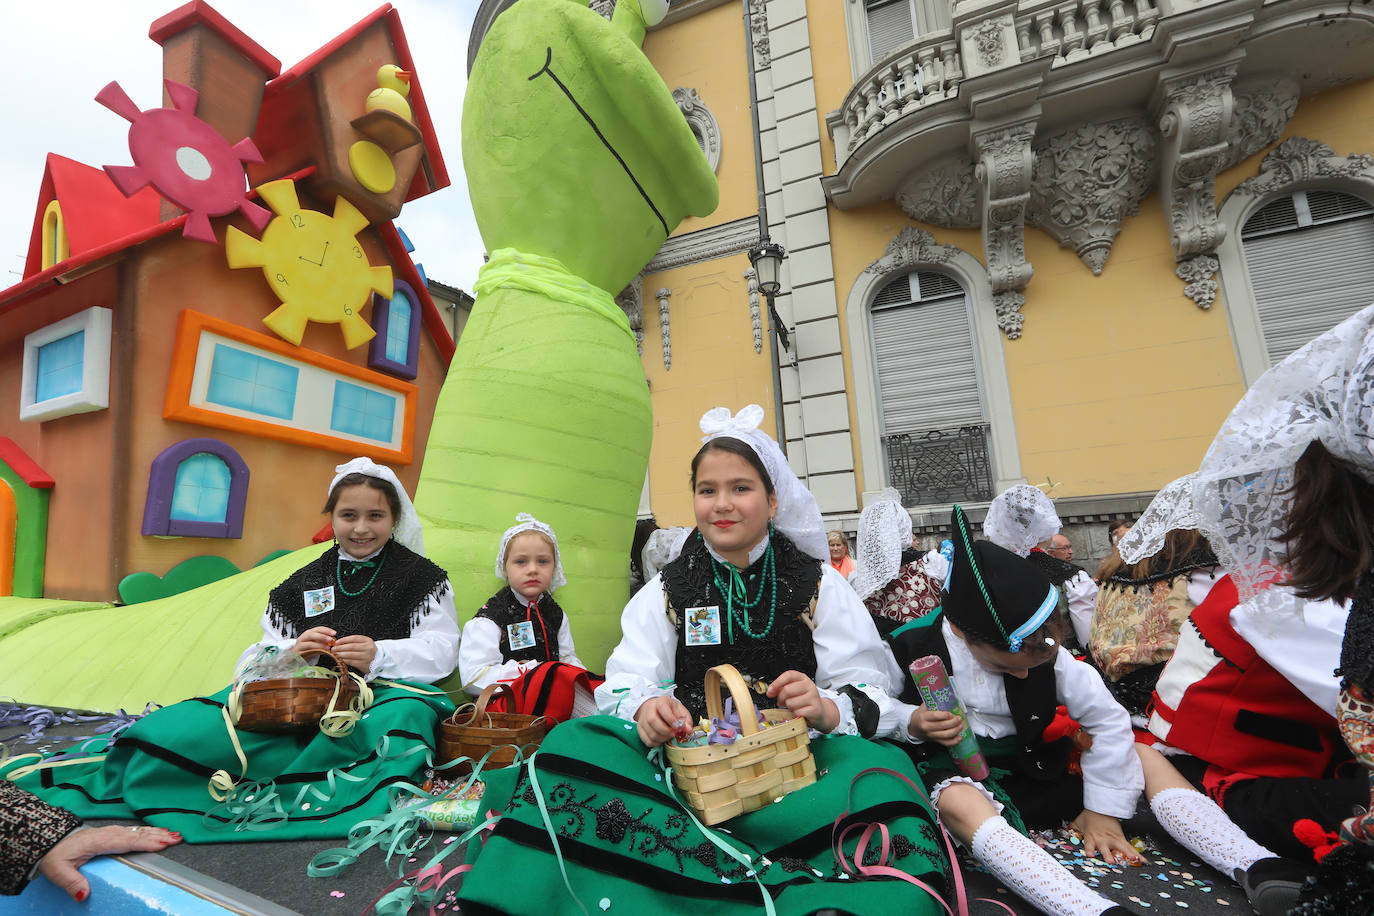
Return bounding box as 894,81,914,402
469,0,1374,553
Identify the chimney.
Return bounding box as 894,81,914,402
149,1,281,146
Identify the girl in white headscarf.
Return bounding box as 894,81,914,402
457,513,598,721
236,456,460,682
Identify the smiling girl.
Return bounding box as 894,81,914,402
457,513,597,721
455,406,952,916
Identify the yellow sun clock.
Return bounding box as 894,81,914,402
226,179,393,348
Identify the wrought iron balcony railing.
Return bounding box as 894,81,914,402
883,425,993,506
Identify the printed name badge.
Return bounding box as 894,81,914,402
303,586,335,618
684,605,722,646
507,620,538,651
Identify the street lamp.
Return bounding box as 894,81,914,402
748,239,789,352
747,239,785,299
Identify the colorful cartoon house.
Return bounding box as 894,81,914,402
0,1,452,602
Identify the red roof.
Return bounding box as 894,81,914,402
260,3,449,203
22,155,162,279
0,438,55,488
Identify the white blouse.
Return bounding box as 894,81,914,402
595,562,909,738
894,618,1144,819
233,547,461,684
458,590,585,696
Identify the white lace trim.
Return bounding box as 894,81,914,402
851,489,913,600
494,512,567,589
983,484,1061,558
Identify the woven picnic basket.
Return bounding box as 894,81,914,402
439,682,547,774
665,664,817,826
234,649,364,732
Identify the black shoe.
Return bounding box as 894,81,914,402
1236,856,1316,916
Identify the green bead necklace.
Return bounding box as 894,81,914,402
336,549,386,597
710,538,778,641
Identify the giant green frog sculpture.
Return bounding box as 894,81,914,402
417,0,719,669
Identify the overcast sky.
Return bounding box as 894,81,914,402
0,0,485,293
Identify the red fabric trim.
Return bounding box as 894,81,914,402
0,438,55,488
492,663,603,724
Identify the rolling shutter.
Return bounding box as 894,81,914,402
866,0,916,62
1242,190,1374,365
871,271,983,435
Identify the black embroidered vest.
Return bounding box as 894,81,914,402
1026,552,1086,652
474,586,565,663
887,609,1070,781
267,542,450,651
662,530,821,721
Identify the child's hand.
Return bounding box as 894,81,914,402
768,671,839,732
909,705,964,745
1070,809,1144,865
332,635,377,672
292,626,336,658
634,696,693,747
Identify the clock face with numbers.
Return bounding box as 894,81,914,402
225,179,393,349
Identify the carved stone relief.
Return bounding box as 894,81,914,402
897,157,980,228
993,291,1025,339
656,288,673,370
1219,76,1300,172
862,226,960,275
1156,65,1237,263
744,268,764,354
1236,136,1374,196
1175,254,1219,310
1026,118,1158,275
673,87,722,173
974,122,1035,336
616,274,645,353
589,0,615,20
749,0,771,68
970,20,1006,67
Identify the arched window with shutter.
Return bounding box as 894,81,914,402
870,270,993,506
1240,188,1374,365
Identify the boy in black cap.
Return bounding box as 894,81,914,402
886,506,1305,916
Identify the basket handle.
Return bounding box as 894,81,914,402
455,682,517,727
704,664,762,736
316,648,350,678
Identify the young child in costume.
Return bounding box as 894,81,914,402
237,457,460,681
457,513,599,721
889,505,1306,916
455,406,952,916
3,458,459,843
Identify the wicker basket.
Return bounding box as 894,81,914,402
438,682,547,774
234,649,362,732
665,664,817,826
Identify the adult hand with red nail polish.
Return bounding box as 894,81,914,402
38,824,181,902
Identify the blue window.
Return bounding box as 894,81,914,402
35,331,85,403
385,291,413,364
331,381,397,442
206,345,298,420
169,452,231,523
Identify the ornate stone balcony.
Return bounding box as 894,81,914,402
823,0,1374,334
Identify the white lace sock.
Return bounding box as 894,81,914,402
970,815,1119,916
1149,787,1274,877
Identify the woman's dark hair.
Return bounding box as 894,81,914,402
629,516,659,593
957,619,1060,666
1095,528,1209,583
690,437,774,496
1279,440,1374,601
1106,519,1131,540
324,472,402,520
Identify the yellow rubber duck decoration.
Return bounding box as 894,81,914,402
365,64,412,122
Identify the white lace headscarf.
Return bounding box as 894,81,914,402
494,513,567,590
330,457,425,555
982,484,1062,558
850,488,913,600
641,526,692,582
698,404,830,563
1120,303,1374,617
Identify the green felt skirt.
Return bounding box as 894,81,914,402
457,716,952,916
1,681,454,843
